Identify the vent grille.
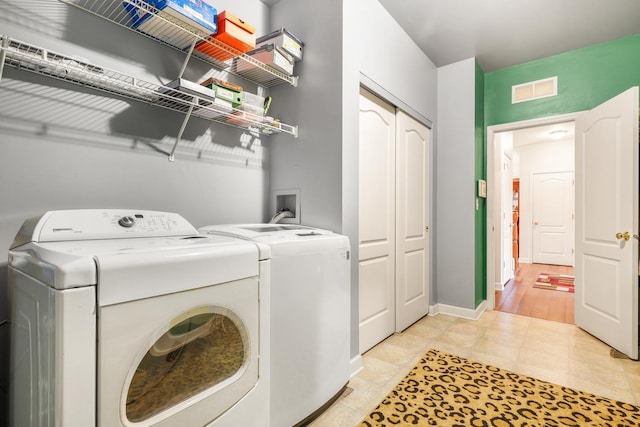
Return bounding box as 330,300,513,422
512,77,557,104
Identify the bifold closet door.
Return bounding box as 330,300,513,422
358,88,396,354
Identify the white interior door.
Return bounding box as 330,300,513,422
501,153,514,284
532,171,574,266
358,88,396,353
575,86,638,360
395,110,430,332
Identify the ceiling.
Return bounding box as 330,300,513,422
260,1,637,142
512,122,574,147
377,0,640,71
260,1,638,72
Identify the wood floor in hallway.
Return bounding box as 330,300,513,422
495,263,575,324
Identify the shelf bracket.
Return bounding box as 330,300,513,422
168,103,195,162
0,37,8,81
177,38,198,80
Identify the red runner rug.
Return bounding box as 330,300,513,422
533,272,575,293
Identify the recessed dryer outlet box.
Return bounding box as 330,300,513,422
272,188,301,224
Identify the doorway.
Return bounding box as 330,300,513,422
488,88,639,359
486,114,579,319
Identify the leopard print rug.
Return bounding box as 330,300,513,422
359,349,640,426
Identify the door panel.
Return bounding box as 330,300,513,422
403,249,425,300
395,110,430,332
532,172,574,266
575,86,638,360
358,88,396,353
359,257,393,321
583,255,619,319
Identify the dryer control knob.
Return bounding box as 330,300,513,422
118,216,136,228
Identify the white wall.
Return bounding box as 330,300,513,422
516,138,574,263
436,58,477,309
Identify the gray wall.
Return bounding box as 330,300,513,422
436,58,477,309
0,0,272,423
358,0,437,120
267,0,344,231
256,0,439,364
351,0,438,356
0,0,443,422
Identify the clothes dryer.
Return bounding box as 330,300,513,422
8,209,270,427
199,224,350,427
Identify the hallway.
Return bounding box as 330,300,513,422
495,263,574,324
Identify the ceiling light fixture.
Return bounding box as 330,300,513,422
548,130,568,139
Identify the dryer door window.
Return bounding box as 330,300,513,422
125,306,250,423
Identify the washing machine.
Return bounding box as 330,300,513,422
199,224,350,427
8,209,270,427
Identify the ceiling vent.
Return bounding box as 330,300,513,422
512,76,557,104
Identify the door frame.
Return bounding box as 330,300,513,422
499,150,514,289
486,112,582,310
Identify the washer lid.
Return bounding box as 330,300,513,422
8,210,260,291
199,224,350,257
11,209,199,248
199,223,335,240
10,233,259,291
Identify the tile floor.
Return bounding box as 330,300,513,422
308,310,640,426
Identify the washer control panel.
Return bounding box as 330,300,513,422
25,209,199,242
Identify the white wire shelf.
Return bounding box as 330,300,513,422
58,0,298,88
0,35,298,160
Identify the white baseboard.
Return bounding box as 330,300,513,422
429,301,487,321
350,354,363,379
495,281,505,291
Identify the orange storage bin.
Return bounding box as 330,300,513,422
195,10,256,61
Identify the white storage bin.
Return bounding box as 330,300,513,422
256,28,303,61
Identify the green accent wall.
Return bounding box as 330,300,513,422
478,34,639,308
475,60,486,307
485,34,640,126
